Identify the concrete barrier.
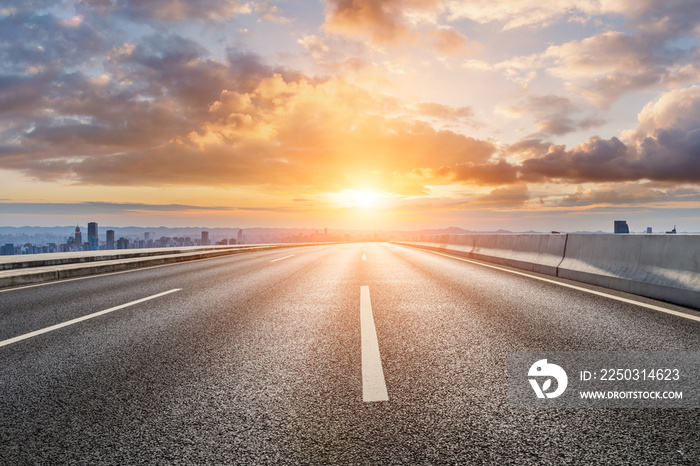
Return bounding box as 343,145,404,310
471,234,567,276
0,243,323,289
396,233,700,309
0,245,262,270
557,234,700,309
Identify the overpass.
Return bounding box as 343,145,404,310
0,240,698,463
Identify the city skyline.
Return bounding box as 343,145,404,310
1,1,700,231
1,221,414,255
0,216,691,258
0,221,249,255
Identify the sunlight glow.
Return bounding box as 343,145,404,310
331,190,383,209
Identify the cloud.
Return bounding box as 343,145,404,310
0,201,321,216
467,1,700,107
471,185,530,206
4,0,699,208
436,159,519,185
0,7,109,74
446,0,700,31
0,201,236,215
297,35,331,60
322,0,474,55
446,0,629,30
252,2,292,23
558,184,700,207
0,17,514,195
412,102,478,128
632,85,700,137
498,94,605,136
415,102,472,120
78,0,253,22
516,86,700,183
428,27,470,55
322,0,700,41
519,137,640,183
503,139,552,162
543,30,700,106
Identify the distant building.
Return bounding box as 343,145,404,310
201,231,209,246
1,243,14,255
646,227,652,234
237,229,244,244
614,220,629,234
666,225,677,234
88,222,99,250
106,230,115,249
74,225,83,249
117,237,129,249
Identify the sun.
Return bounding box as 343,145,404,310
332,189,382,209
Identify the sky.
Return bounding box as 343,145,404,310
1,0,700,232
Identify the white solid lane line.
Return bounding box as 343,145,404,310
0,289,181,349
417,248,700,323
270,255,295,262
362,254,366,261
360,286,389,402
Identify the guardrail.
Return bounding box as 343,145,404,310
0,243,324,288
396,234,700,309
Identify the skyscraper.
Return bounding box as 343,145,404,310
74,225,82,250
614,220,629,234
106,230,115,249
201,231,209,246
88,222,98,250
237,229,243,244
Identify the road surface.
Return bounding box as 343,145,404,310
1,243,699,464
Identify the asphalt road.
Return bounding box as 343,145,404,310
1,243,699,464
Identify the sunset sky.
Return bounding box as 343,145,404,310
2,0,700,231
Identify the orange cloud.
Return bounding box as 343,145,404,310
4,50,514,195
323,0,473,55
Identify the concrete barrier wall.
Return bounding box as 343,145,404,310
397,234,700,309
471,234,567,276
0,243,324,289
410,234,475,254
0,245,264,270
558,234,700,308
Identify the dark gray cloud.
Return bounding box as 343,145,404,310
520,137,633,182
519,132,700,183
